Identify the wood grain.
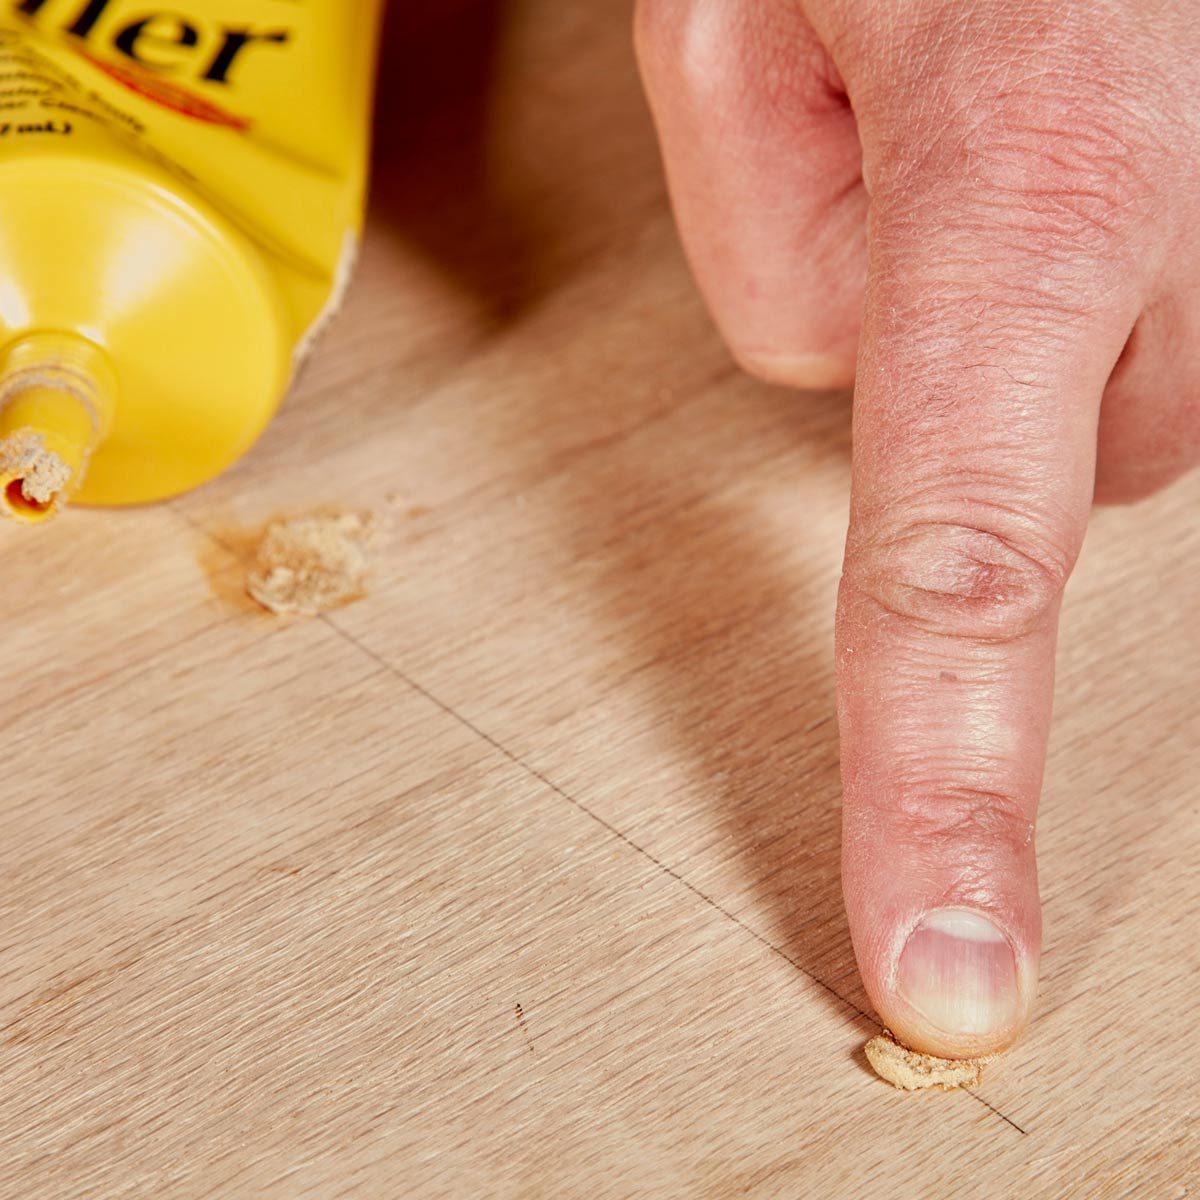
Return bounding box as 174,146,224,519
2,1,1197,1196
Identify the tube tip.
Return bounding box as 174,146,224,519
4,476,58,522
0,429,74,524
0,333,118,524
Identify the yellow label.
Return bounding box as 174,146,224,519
0,0,383,515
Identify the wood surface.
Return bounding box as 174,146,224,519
2,2,1197,1196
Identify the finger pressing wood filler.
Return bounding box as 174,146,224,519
0,0,383,523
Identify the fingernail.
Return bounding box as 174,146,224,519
735,350,853,391
896,908,1019,1037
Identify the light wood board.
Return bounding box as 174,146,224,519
2,3,1197,1196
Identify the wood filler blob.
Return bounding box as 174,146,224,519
0,429,71,507
865,1031,990,1091
247,511,373,616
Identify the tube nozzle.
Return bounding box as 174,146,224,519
0,334,116,524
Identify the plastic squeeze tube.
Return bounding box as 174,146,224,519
0,0,384,523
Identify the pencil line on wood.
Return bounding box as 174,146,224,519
969,1092,1028,1136
322,613,866,1003
321,614,1029,1136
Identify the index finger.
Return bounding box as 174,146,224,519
838,160,1144,1057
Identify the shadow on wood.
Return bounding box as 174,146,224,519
544,379,867,1028
370,0,542,323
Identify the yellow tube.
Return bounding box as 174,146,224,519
0,1,384,521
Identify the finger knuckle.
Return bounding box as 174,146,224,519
968,114,1151,252
888,785,1035,857
873,21,1168,255
635,0,835,122
851,516,1070,642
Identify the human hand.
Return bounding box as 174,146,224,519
636,0,1200,1057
